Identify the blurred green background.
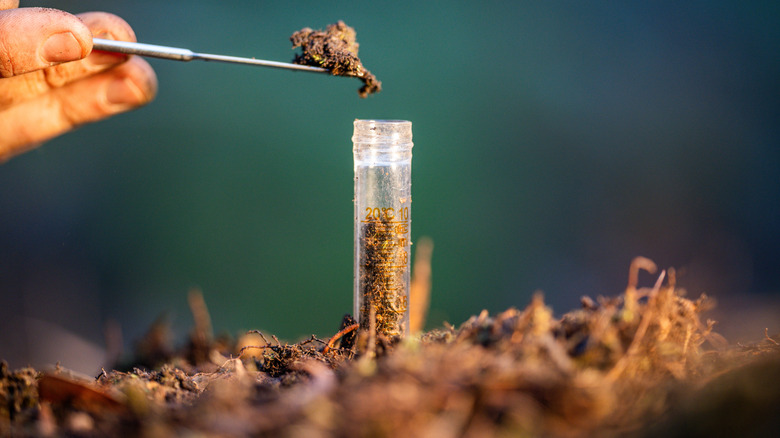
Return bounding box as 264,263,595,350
2,1,779,372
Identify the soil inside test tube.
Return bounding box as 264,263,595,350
290,21,382,98
359,217,408,338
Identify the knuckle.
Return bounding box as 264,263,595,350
0,72,49,107
43,62,76,88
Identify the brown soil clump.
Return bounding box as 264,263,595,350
291,21,382,98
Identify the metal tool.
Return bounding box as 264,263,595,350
92,38,329,74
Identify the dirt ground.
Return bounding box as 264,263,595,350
2,257,779,437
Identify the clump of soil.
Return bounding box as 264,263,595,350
2,258,779,437
0,363,39,427
291,20,382,98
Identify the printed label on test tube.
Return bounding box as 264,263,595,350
353,119,413,338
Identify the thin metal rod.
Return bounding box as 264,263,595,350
92,38,329,74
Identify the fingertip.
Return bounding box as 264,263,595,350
40,11,139,86
128,56,158,103
0,8,92,77
77,12,137,70
34,8,94,58
77,12,137,43
104,57,158,109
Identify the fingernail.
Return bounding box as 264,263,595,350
106,77,145,107
41,32,84,63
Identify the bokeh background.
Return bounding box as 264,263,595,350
2,0,778,373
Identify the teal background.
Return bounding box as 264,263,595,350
2,1,779,370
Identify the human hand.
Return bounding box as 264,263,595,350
0,1,157,162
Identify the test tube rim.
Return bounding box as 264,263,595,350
353,119,411,124
352,120,413,149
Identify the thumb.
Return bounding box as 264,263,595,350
0,7,92,78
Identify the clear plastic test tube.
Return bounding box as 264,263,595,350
353,119,413,338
